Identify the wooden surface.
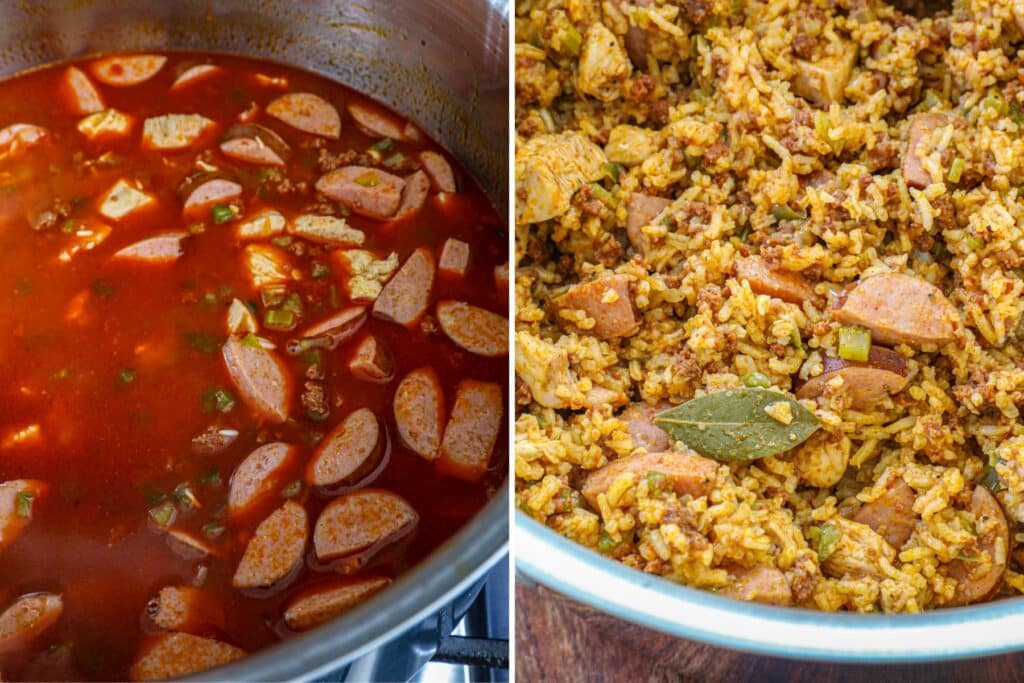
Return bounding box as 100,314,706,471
515,582,1024,683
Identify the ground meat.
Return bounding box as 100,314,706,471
517,113,545,137
793,34,816,60
259,168,310,196
672,349,702,384
677,0,712,24
697,283,723,309
628,73,656,102
419,314,438,335
703,140,728,168
648,100,671,127
574,185,605,218
930,194,958,231
316,148,365,173
300,381,329,420
301,201,341,217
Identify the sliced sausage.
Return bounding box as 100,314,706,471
242,244,292,289
852,476,917,550
391,170,430,221
719,566,792,607
347,101,419,142
236,210,286,241
58,66,105,115
283,577,390,631
552,274,639,339
942,486,1010,606
348,336,394,382
219,123,291,166
902,113,948,189
182,178,242,219
170,64,223,92
90,54,167,87
77,109,134,142
436,301,508,357
626,193,670,252
796,347,909,410
146,586,224,634
832,272,958,347
98,179,156,222
0,479,48,553
289,214,365,246
232,500,308,589
582,451,718,510
438,238,470,278
266,92,340,139
313,489,418,560
0,593,63,655
228,442,301,522
315,166,406,219
418,151,456,192
306,409,382,487
619,403,672,453
438,380,503,483
142,114,216,151
372,248,435,327
129,632,245,682
112,233,187,264
735,256,819,306
222,335,293,423
295,305,367,350
394,367,445,461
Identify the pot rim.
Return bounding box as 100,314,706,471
517,512,1024,663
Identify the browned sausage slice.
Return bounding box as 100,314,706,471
182,178,242,219
832,272,957,347
438,380,503,483
219,123,291,166
436,301,508,357
297,305,367,349
315,166,406,219
618,403,672,453
552,274,639,339
170,64,224,92
394,367,445,461
349,336,394,382
372,248,435,327
306,408,382,487
0,593,63,655
582,451,718,510
392,170,430,221
283,577,390,631
267,92,340,139
719,566,792,606
222,336,293,423
625,193,670,252
795,347,909,410
438,239,470,278
90,54,167,87
0,123,47,158
347,101,420,142
852,476,917,549
0,479,47,554
129,632,245,681
942,486,1009,606
146,586,224,634
228,442,301,522
232,500,308,589
418,151,457,192
58,66,105,115
735,256,819,306
313,489,418,560
902,113,948,189
112,233,187,264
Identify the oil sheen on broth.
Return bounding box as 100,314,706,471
0,53,507,681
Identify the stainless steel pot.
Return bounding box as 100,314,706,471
0,1,509,680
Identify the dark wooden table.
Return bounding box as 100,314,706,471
516,582,1024,683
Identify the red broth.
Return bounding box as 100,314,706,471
0,53,507,681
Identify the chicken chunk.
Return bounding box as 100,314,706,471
77,109,134,142
582,451,718,510
791,40,857,107
289,214,364,246
832,272,958,347
604,125,660,167
852,476,917,550
334,249,399,302
552,274,639,339
820,517,896,580
236,210,287,241
515,131,607,224
577,22,632,102
142,114,216,151
98,179,156,222
719,566,793,606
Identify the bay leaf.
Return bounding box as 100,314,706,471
653,388,820,462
